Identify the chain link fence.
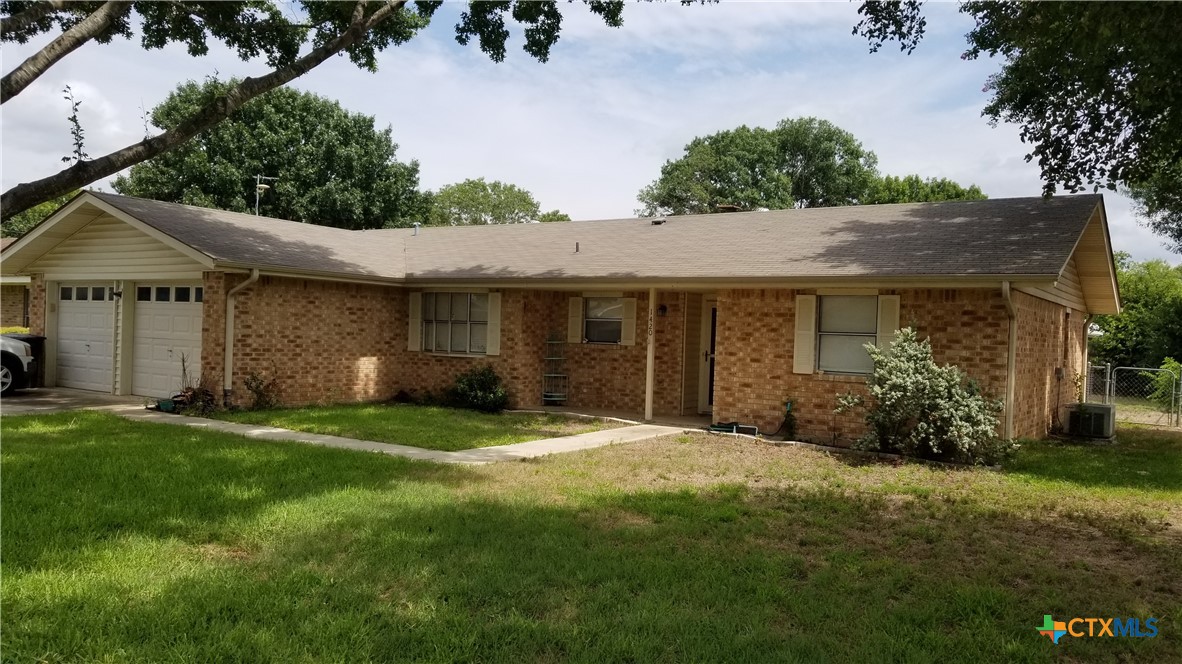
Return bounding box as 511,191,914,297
1086,364,1181,427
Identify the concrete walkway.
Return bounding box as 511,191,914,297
110,405,686,465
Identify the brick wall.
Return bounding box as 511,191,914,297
32,268,1085,439
202,276,689,416
206,274,404,407
199,271,228,393
400,289,543,408
530,291,686,415
1012,291,1087,439
1,284,28,328
27,275,45,336
712,288,1012,445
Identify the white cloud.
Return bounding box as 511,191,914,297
0,2,1176,264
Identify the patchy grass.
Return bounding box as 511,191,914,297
2,413,1179,663
210,402,623,451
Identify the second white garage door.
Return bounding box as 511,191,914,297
132,283,203,398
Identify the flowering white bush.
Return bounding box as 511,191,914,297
834,328,1016,465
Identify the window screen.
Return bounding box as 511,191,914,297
817,295,877,374
421,292,489,354
584,297,623,343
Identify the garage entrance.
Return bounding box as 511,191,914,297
55,283,115,392
131,283,203,398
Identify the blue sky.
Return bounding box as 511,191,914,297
2,1,1176,263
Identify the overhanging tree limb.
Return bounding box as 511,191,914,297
1,0,404,221
0,0,69,36
1,0,133,104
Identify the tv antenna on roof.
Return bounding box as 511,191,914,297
254,174,278,216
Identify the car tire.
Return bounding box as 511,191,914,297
1,356,22,397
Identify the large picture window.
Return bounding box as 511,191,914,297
817,295,878,374
422,292,489,354
584,297,624,344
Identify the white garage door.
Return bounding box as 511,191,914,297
132,283,203,398
57,284,115,392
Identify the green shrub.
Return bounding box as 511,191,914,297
243,371,281,410
0,326,30,335
834,328,1016,465
1147,357,1181,409
447,364,509,413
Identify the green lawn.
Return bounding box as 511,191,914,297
2,413,1179,663
210,403,623,451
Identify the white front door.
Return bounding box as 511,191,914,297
132,283,203,398
56,283,115,392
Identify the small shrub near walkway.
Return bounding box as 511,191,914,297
211,403,622,452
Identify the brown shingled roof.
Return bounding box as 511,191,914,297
87,191,1101,283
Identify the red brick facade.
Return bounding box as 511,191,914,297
1,284,28,328
189,274,1083,439
200,277,691,414
1011,291,1088,439
27,275,45,336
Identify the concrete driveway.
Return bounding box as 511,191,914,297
1,387,145,416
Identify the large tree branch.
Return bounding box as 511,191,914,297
1,0,405,221
1,0,132,104
0,0,69,36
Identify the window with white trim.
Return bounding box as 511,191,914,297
422,292,489,354
584,297,624,344
817,295,878,374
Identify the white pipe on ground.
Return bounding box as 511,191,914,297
223,269,260,403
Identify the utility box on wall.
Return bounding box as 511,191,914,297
1067,403,1116,439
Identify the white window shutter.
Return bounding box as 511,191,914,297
793,294,816,374
620,298,637,346
567,297,584,343
485,293,502,356
407,292,422,351
876,295,901,350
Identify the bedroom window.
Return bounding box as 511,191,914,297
817,295,878,374
422,292,489,354
584,297,624,344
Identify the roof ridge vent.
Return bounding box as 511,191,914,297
651,217,666,226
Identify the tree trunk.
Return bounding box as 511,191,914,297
1,0,405,222
0,1,69,36
1,0,133,104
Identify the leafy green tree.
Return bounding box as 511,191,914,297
855,1,1182,252
428,178,566,226
638,126,792,216
1089,253,1182,369
1127,161,1182,253
537,210,571,223
637,117,983,215
113,80,427,230
0,190,79,237
0,0,639,221
865,175,987,205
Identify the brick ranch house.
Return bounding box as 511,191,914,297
1,191,1119,441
